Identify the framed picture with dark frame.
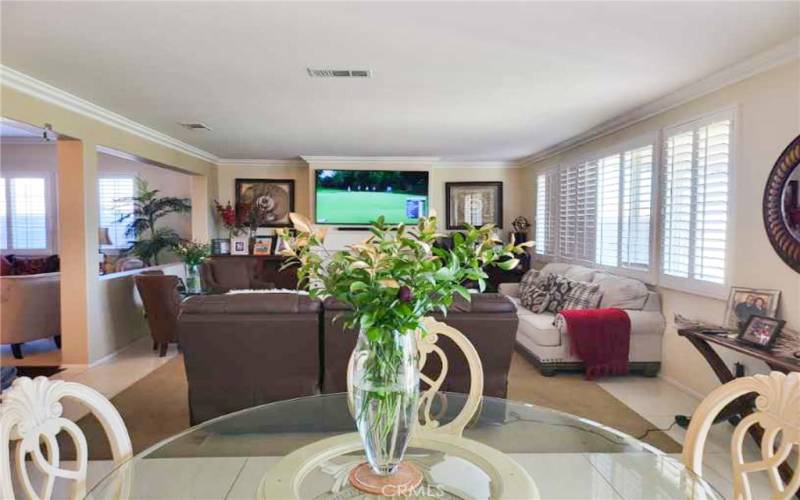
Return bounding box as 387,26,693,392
737,315,785,350
235,178,295,227
445,182,503,230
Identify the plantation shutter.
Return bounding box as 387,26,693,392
0,178,7,250
9,177,48,250
662,115,731,287
595,154,621,267
98,177,135,248
535,171,558,256
559,161,597,262
621,145,653,268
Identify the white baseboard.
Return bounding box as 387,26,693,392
658,374,705,401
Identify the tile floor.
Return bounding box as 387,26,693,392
11,336,781,498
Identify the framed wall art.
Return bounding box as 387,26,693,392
445,182,503,230
235,178,295,227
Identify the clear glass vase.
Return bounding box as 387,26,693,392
351,328,419,476
185,263,202,294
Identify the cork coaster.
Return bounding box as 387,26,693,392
348,461,423,495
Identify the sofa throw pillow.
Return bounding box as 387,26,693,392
562,281,603,310
544,274,577,314
519,270,551,313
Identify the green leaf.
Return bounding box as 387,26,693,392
349,281,368,293
453,285,471,301
496,258,520,271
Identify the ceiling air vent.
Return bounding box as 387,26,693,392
179,122,212,131
306,68,372,78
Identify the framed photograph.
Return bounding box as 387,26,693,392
235,179,295,227
737,315,785,349
230,234,249,255
445,182,503,229
724,287,781,331
252,235,274,256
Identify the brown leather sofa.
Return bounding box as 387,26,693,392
200,258,275,293
322,293,518,398
178,293,321,424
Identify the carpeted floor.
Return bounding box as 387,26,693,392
70,351,679,459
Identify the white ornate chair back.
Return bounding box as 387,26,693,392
0,376,133,500
347,316,484,438
682,371,800,500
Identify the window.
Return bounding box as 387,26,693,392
533,139,654,276
535,170,559,256
662,112,732,292
98,177,135,249
0,175,51,251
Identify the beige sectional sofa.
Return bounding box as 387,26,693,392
499,263,664,376
0,272,61,359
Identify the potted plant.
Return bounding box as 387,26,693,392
277,211,530,488
119,177,192,266
174,241,210,294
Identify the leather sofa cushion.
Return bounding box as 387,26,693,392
324,293,514,314
210,260,252,290
517,313,561,347
182,293,320,314
593,274,648,310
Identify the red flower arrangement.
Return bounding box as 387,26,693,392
214,200,246,237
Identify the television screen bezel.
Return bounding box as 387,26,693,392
314,168,430,225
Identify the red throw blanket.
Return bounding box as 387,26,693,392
560,308,631,379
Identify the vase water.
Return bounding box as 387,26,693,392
351,328,419,475
185,263,202,294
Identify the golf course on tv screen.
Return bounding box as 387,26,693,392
315,169,429,224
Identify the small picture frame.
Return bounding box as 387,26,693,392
737,315,785,350
253,235,274,256
723,287,781,332
230,234,249,255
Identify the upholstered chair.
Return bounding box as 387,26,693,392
133,274,181,357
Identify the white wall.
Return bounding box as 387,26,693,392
523,61,800,397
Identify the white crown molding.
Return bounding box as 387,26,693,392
216,158,307,168
435,160,519,169
301,155,441,167
0,65,219,164
518,36,800,167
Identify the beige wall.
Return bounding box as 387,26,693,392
2,84,218,365
523,61,800,396
217,159,523,249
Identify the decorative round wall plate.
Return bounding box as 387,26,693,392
258,432,539,499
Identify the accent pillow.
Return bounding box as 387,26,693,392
519,270,550,313
562,281,603,310
544,274,577,314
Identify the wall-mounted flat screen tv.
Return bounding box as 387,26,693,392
315,169,429,225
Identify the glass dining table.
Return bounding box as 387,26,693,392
87,393,721,499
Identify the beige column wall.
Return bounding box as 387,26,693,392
2,85,218,364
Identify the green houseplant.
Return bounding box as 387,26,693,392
277,211,531,479
119,177,192,265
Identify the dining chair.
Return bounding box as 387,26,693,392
0,376,133,500
682,371,800,500
133,274,181,357
347,316,484,438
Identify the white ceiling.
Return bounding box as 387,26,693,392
1,2,798,160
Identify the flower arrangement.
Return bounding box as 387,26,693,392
174,240,211,266
277,211,531,476
214,200,246,237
